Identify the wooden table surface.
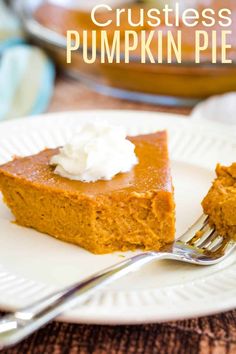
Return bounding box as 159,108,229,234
2,77,236,354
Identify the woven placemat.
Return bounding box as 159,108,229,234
1,310,236,354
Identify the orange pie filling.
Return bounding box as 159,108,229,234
0,131,176,254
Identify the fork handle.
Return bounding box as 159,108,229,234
0,252,166,349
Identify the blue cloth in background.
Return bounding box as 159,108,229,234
0,0,55,120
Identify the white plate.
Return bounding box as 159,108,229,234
0,110,235,324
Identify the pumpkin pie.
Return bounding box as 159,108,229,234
34,1,236,100
202,163,236,240
0,131,175,254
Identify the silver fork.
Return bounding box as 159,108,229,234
0,214,235,349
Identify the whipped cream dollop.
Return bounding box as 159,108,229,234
50,122,138,182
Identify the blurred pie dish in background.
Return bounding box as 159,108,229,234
16,0,236,106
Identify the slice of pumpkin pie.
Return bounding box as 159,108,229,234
202,163,236,240
0,129,175,254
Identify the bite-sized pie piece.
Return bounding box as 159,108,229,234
202,163,236,240
0,131,175,254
